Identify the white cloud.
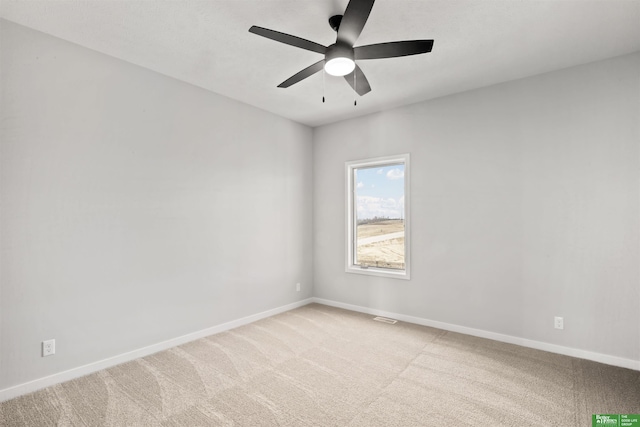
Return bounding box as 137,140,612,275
386,168,404,180
356,181,364,188
357,195,401,219
377,168,384,174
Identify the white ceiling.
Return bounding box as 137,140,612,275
2,0,639,127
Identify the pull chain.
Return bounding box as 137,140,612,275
354,68,357,106
322,66,325,103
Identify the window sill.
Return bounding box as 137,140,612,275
346,265,410,280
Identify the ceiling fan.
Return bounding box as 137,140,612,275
249,0,434,97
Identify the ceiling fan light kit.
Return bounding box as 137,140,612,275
249,0,434,97
325,43,355,76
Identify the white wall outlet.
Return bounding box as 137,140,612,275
296,283,301,292
554,317,564,330
42,339,55,356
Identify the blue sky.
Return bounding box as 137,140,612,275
355,164,405,219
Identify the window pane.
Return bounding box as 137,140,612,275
353,164,405,270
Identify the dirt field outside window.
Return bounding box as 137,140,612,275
356,219,405,269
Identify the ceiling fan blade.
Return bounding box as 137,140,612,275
355,40,434,60
337,0,375,46
344,64,371,96
249,26,327,54
278,60,325,88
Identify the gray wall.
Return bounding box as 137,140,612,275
313,53,640,361
0,21,313,389
1,17,638,393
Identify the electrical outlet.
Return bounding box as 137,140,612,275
296,283,301,292
554,317,564,330
42,339,55,357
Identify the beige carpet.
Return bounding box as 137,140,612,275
1,303,639,426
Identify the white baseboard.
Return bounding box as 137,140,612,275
3,296,637,403
312,297,640,371
0,298,314,403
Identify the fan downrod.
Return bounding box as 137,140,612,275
329,15,343,32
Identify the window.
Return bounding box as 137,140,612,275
346,154,410,279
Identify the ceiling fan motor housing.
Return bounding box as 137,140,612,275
326,42,354,63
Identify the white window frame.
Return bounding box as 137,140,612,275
345,153,410,280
